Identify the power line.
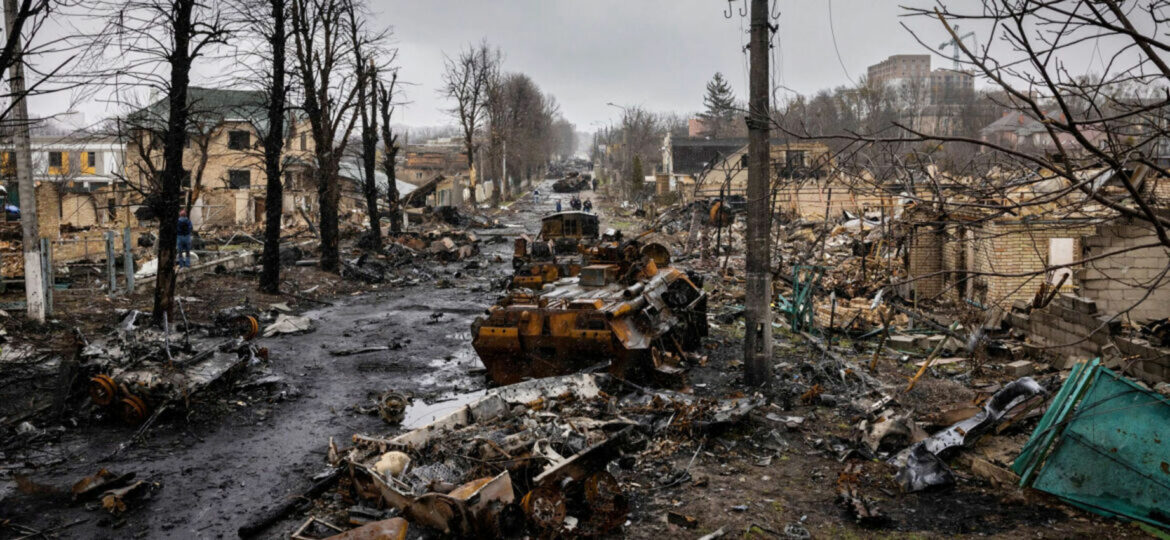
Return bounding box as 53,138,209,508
827,0,856,85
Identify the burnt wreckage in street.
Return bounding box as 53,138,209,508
474,229,708,385
510,211,600,290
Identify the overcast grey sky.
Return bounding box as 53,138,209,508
355,0,962,129
27,0,1126,131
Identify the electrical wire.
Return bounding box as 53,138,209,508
827,0,856,85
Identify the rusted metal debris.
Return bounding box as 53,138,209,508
836,462,884,525
324,374,762,538
82,310,268,425
509,212,601,290
475,234,707,385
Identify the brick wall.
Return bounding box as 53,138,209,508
907,223,944,299
1079,219,1170,323
976,221,1096,307
35,182,60,238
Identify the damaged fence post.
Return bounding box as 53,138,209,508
123,226,134,293
40,237,53,316
106,230,117,296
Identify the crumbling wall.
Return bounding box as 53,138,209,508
36,182,60,238
61,193,98,228
907,223,944,299
1079,219,1170,323
1010,293,1169,384
196,190,239,229
977,221,1095,307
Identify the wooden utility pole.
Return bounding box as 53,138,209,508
744,0,772,386
4,0,45,321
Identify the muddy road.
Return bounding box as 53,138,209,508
1,183,584,539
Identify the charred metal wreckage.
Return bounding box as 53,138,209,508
475,226,708,386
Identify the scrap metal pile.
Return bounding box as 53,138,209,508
343,230,481,284
81,308,275,425
316,374,762,538
474,231,708,385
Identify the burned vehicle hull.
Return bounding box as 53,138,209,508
552,172,590,193
510,211,601,290
475,240,707,385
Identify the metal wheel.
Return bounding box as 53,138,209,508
89,374,118,406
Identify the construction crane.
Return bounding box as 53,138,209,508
939,25,976,70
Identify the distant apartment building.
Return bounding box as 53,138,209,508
867,54,931,86
867,54,974,106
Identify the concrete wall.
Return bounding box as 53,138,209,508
1079,219,1170,323
1010,293,1169,384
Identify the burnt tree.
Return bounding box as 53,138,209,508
441,40,497,207
377,71,401,232
259,0,287,293
291,0,362,272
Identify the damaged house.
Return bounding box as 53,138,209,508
123,87,322,229
905,167,1170,384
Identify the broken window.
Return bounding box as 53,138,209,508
228,130,251,150
228,169,251,189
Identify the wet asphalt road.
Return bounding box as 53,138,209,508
1,182,581,539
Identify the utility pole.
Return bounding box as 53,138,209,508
743,0,772,386
4,0,45,322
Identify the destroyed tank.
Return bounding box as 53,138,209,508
475,237,707,385
510,211,601,289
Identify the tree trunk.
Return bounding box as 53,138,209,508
318,162,339,272
464,138,476,206
259,0,287,295
359,75,380,250
743,0,772,386
152,0,195,326
386,146,400,232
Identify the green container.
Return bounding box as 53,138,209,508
1013,360,1170,530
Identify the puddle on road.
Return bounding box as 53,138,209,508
400,389,487,430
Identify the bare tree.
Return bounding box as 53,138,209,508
344,0,391,249
441,40,497,207
225,0,289,294
90,0,230,325
290,0,362,272
377,71,401,232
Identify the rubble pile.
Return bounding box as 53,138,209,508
342,230,481,284
80,307,279,425
312,374,761,538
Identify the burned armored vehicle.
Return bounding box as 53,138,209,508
552,172,591,193
475,236,707,385
510,211,601,289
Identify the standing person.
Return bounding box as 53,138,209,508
583,199,593,213
176,209,193,268
555,199,562,212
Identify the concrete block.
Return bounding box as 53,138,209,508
1005,360,1035,377
888,335,917,351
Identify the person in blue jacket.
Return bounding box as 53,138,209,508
176,209,193,268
